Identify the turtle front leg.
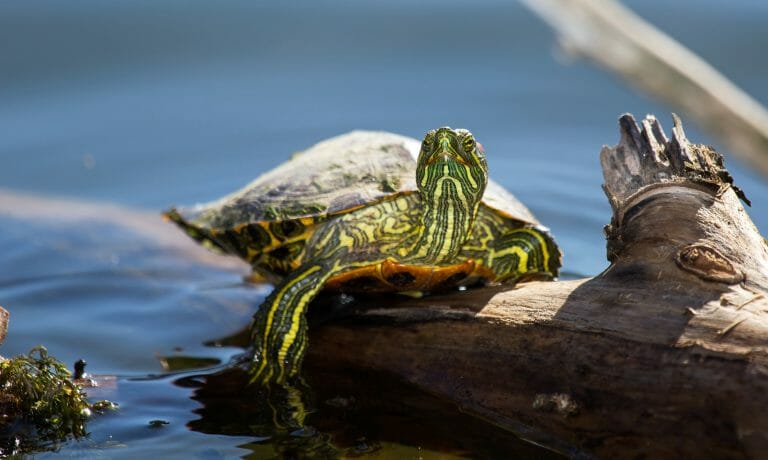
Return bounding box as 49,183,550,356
487,227,561,281
249,262,337,385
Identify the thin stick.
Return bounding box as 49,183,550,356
737,293,764,310
522,0,768,176
717,317,747,337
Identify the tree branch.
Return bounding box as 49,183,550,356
522,0,768,177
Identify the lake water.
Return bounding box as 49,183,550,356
1,1,767,458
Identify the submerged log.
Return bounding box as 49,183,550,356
305,114,768,459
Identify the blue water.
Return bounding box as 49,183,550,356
0,1,767,457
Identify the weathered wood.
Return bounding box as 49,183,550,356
305,115,768,459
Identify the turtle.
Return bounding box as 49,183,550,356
165,127,561,385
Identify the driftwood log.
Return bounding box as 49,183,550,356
305,115,768,459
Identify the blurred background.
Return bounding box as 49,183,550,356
1,0,767,457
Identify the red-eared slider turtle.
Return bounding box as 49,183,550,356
165,127,561,384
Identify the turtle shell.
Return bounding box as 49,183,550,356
175,130,539,229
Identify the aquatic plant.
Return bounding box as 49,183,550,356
0,346,93,454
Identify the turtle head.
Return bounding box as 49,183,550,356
416,127,488,207
411,127,488,263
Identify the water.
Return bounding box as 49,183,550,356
0,0,767,457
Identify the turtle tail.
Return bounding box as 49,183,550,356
163,207,230,253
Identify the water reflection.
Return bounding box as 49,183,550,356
181,356,565,459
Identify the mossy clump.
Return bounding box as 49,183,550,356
0,346,92,454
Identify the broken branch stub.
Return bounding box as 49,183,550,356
601,113,768,290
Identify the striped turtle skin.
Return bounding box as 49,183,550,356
166,127,561,385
